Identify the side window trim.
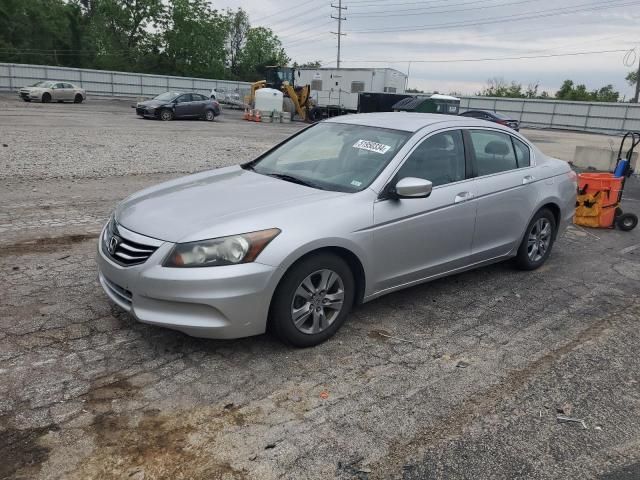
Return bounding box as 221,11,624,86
462,129,477,179
510,136,532,168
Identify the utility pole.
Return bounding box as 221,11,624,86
331,0,347,68
634,53,640,103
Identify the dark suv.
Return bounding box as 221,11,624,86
135,92,221,121
459,109,519,131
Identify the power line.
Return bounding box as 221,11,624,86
349,0,640,33
348,0,529,17
250,0,318,23
341,48,629,64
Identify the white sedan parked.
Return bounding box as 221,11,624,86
19,81,86,103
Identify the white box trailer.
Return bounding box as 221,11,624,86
296,67,407,112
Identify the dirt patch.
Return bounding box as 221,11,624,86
0,233,99,257
71,408,249,480
0,416,59,479
68,378,249,479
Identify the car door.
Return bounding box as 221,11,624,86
372,129,478,293
52,82,66,101
466,129,538,262
173,94,192,118
191,93,207,117
62,83,75,101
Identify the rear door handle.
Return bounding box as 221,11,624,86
522,175,535,185
454,191,474,203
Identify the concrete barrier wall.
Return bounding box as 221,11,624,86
460,96,640,135
0,62,251,99
2,62,640,135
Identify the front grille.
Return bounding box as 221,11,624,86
104,221,159,266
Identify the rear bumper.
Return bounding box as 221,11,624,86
96,228,279,339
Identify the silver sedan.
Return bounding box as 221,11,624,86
97,113,577,347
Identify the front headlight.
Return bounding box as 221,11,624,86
164,228,281,268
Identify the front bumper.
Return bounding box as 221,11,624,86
96,227,279,339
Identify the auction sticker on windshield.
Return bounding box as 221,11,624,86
353,139,391,154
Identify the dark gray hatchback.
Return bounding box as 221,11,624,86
135,91,221,121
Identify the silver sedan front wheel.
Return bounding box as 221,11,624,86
527,217,552,262
291,269,345,334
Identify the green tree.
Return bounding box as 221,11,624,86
478,78,525,98
293,60,323,68
0,0,291,82
0,0,84,66
406,87,424,93
157,0,227,78
226,8,249,78
90,0,164,71
239,27,289,81
556,79,619,102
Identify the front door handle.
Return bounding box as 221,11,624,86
454,191,474,203
522,175,535,185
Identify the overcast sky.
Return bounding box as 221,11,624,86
213,0,639,98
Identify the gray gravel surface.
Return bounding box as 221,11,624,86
1,94,639,480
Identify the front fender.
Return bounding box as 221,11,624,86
259,235,373,300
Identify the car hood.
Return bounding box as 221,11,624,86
138,99,170,108
115,166,344,243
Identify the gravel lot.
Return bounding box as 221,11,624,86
1,94,640,480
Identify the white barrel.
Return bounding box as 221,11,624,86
255,88,283,114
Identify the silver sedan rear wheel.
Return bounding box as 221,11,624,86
527,217,552,262
291,269,345,334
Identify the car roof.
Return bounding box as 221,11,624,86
324,112,505,133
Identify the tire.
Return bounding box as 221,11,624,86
41,93,51,103
271,253,355,347
204,110,215,121
616,212,638,231
22,98,30,102
159,109,174,121
515,208,557,270
74,94,83,104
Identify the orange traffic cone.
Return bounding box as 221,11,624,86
254,110,262,122
243,108,249,120
247,109,254,121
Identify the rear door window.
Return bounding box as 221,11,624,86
512,137,531,167
469,130,518,176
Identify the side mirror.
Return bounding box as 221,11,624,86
394,177,433,199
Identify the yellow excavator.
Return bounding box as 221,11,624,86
247,66,312,121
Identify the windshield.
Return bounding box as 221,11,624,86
154,92,180,101
249,123,411,193
30,81,46,87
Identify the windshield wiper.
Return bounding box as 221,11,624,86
264,172,325,190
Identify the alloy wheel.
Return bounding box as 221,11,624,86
527,218,552,262
290,269,345,335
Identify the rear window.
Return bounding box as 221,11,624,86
492,112,512,120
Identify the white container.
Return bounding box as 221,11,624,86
255,88,283,114
296,67,407,112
